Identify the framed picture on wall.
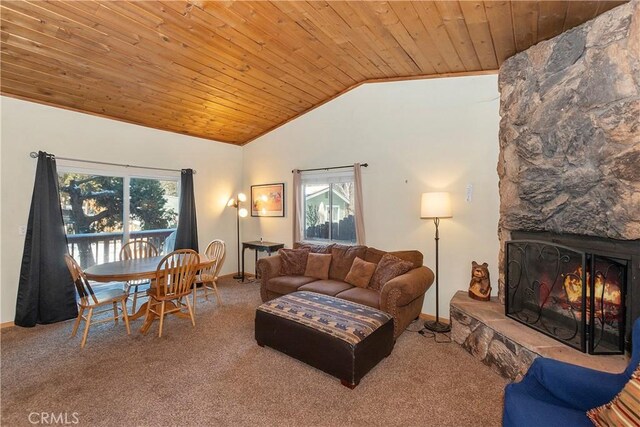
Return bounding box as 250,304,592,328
251,183,285,217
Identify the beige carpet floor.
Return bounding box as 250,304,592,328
1,277,507,426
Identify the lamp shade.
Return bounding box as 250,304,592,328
421,192,452,219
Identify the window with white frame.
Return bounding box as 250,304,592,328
58,167,179,268
302,169,356,244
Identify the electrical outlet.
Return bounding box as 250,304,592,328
466,184,473,202
18,225,27,236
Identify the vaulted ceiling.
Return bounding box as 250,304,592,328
0,1,627,145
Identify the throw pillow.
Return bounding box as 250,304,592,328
344,257,377,288
304,253,332,280
368,253,414,291
588,365,640,426
279,248,310,276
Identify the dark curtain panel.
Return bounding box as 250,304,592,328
175,169,199,252
15,151,77,327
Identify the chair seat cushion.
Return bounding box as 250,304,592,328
336,287,380,309
299,279,353,296
266,276,317,295
89,288,128,305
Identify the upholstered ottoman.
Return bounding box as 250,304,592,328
255,291,395,388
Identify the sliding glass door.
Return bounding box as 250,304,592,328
58,170,179,268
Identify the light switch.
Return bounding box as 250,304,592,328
18,225,27,236
466,184,473,202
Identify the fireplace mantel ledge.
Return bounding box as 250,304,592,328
450,291,627,380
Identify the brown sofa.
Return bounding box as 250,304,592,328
257,243,435,339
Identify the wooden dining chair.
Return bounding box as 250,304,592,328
193,239,226,312
120,240,158,315
144,249,199,337
64,255,131,348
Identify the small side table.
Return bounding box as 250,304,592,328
241,241,284,282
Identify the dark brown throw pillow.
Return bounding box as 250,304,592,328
279,248,310,276
344,257,377,288
368,253,414,291
304,253,332,280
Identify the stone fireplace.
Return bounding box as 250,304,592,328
497,0,639,349
451,0,639,379
505,232,638,355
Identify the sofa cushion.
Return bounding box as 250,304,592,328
279,248,310,276
344,257,377,288
364,247,387,264
295,242,335,254
336,287,380,309
369,253,414,291
267,276,317,295
364,247,423,269
299,280,353,296
304,253,332,280
390,250,423,269
329,245,367,281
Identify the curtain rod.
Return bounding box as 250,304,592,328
292,163,368,173
29,151,194,174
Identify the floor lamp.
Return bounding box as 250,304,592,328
227,193,248,280
421,192,452,333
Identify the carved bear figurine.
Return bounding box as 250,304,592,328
468,261,491,301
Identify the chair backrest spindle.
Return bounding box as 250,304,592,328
120,240,159,261
201,240,226,279
153,249,199,299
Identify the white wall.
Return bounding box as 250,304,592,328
0,75,500,323
242,75,500,319
0,96,243,323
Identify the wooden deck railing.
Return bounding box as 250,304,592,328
67,229,175,268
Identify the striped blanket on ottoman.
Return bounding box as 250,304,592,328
255,291,395,388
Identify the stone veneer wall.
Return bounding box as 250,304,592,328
451,302,537,381
497,1,640,302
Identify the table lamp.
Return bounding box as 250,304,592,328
421,192,452,333
228,193,248,280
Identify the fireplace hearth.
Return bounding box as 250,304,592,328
506,231,639,355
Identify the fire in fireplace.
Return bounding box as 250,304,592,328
562,265,623,319
505,239,627,355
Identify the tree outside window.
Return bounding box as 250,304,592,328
59,172,178,267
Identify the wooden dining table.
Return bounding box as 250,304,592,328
84,254,215,334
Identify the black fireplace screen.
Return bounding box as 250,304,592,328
505,240,626,354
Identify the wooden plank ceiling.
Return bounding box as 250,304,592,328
0,1,627,145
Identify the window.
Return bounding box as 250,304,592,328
59,169,179,268
302,170,356,244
